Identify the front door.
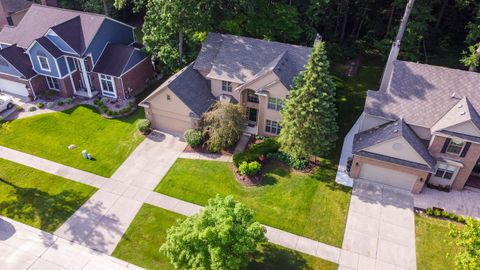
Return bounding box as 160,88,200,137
247,108,257,123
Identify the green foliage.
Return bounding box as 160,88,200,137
15,105,23,111
238,161,262,176
57,100,64,106
449,217,480,269
233,138,280,167
279,41,338,159
201,102,245,153
184,129,203,147
28,106,37,112
64,98,74,104
37,102,44,109
461,43,480,69
136,119,151,134
160,195,266,270
266,152,309,170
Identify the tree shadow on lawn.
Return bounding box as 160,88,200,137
248,244,311,270
0,178,90,233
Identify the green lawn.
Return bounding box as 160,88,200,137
155,159,351,247
0,158,97,232
415,214,463,270
0,105,145,177
113,204,338,270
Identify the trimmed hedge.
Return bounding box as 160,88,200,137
425,207,465,223
184,129,203,147
233,138,280,167
266,152,309,170
238,161,261,176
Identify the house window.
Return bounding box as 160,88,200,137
247,90,259,103
167,94,171,101
434,163,457,180
268,97,284,111
100,74,116,97
45,76,59,90
38,55,50,71
222,81,232,92
446,138,465,155
67,57,76,72
265,120,281,135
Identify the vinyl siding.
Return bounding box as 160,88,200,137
29,42,60,78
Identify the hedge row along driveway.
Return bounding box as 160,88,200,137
0,105,145,177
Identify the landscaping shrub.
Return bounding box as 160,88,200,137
28,106,36,112
15,105,23,111
101,97,109,104
233,138,280,167
0,116,3,122
184,129,203,147
93,99,102,106
37,102,44,109
425,208,466,223
136,119,151,134
266,151,309,170
64,97,74,104
57,100,64,106
238,161,261,176
46,102,55,109
426,208,433,215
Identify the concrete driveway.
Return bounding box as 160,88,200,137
341,179,416,270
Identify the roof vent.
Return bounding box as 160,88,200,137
393,129,399,133
460,111,466,115
458,104,463,108
393,122,399,126
452,92,456,98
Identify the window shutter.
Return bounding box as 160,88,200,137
460,142,471,157
441,138,451,153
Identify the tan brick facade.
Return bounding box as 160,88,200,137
428,135,480,190
350,155,430,193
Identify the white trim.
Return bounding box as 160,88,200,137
120,56,149,76
45,76,60,90
99,73,117,98
78,57,92,97
37,55,51,71
65,56,76,93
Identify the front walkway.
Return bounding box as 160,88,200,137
341,179,416,270
0,216,143,270
414,187,480,219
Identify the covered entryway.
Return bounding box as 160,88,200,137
359,163,417,191
150,113,193,134
0,79,28,97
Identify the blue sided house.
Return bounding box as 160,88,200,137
0,4,154,99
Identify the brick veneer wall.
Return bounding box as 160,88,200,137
29,75,47,97
350,155,430,193
121,58,154,96
428,135,480,190
58,77,74,97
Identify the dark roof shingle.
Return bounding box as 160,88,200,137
92,43,138,77
0,44,35,78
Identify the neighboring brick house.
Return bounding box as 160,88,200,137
140,33,310,135
0,4,153,100
351,60,480,193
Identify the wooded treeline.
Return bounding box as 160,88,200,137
59,0,480,71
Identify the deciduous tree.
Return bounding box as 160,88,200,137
449,217,480,270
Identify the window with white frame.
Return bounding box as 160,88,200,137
67,57,76,72
37,55,50,71
446,138,465,155
434,163,457,180
265,120,281,135
222,81,232,92
100,74,115,97
268,97,284,111
45,76,59,90
247,90,259,103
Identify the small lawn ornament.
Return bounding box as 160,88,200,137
68,144,77,150
82,150,92,160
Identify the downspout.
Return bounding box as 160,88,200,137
379,0,416,92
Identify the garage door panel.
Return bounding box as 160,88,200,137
359,163,417,191
0,79,28,97
151,113,192,134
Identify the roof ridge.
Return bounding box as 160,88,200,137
30,3,106,18
396,59,480,76
221,33,311,50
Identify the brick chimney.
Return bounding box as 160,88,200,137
40,0,58,7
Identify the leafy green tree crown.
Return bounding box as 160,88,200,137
449,217,480,270
161,195,266,270
279,40,338,158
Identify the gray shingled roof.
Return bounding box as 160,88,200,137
0,0,31,14
92,43,142,77
0,44,35,78
364,60,480,128
356,151,434,172
193,33,310,85
0,4,105,50
36,36,63,58
144,63,215,117
353,119,436,171
50,16,85,54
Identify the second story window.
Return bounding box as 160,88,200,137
268,97,284,111
446,138,465,155
38,55,50,71
247,90,259,103
222,81,232,92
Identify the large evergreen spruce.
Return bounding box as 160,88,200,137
279,41,338,158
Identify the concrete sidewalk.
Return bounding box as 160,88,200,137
0,216,143,270
54,131,186,255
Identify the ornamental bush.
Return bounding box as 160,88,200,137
46,102,55,109
238,161,262,176
37,102,44,109
266,151,309,170
28,106,36,112
184,129,203,147
136,119,151,134
57,100,64,106
233,138,280,167
64,97,74,104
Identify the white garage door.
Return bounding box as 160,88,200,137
151,113,193,134
359,163,417,191
0,79,28,97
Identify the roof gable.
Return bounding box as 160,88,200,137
50,16,85,54
92,43,135,77
363,137,428,165
0,44,35,78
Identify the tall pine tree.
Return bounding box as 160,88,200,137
279,40,338,159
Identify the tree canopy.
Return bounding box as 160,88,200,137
160,195,266,270
449,217,480,270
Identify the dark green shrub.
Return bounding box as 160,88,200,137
106,110,113,116
46,102,55,109
449,212,456,220
238,161,261,176
456,215,465,223
94,99,102,106
434,209,441,217
233,138,280,167
57,100,64,106
37,102,44,109
184,129,203,147
266,151,309,170
15,105,23,111
441,210,449,218
64,97,74,104
136,119,151,134
425,208,433,215
28,106,36,112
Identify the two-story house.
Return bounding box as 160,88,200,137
140,33,310,136
350,60,480,193
0,4,153,100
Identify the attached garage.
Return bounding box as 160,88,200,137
359,163,418,191
0,79,28,97
150,113,193,134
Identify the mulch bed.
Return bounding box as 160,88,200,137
183,144,234,155
228,163,262,187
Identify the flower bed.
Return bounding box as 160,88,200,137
92,97,137,118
